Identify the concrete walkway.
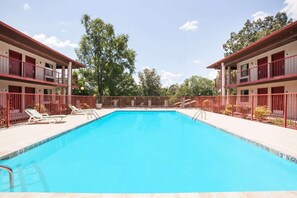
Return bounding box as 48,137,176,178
178,109,297,161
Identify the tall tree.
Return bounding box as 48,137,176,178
222,12,292,56
111,72,140,96
138,68,162,96
75,14,136,101
176,76,214,96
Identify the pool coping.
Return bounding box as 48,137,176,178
177,109,297,164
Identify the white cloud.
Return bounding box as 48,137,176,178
282,0,297,19
204,70,218,80
193,60,201,64
251,11,270,21
179,20,199,31
61,29,67,33
32,34,78,48
160,70,183,87
60,21,66,25
23,3,31,11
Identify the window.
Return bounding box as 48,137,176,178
240,63,249,77
44,89,53,101
240,89,249,102
45,63,53,76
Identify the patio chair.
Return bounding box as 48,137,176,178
25,108,67,124
68,104,90,115
184,100,196,107
68,105,100,119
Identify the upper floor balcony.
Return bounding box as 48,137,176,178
0,55,68,87
226,54,297,88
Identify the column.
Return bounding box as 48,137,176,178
221,63,226,106
62,65,65,84
227,66,231,85
67,62,72,104
227,89,230,105
221,63,225,96
61,65,66,104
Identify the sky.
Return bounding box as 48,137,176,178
1,0,297,87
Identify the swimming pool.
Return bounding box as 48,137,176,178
1,111,297,193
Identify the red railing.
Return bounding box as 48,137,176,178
226,54,297,86
0,93,296,130
196,93,297,129
0,55,67,85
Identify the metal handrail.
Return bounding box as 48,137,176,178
86,109,101,119
0,165,14,188
192,109,206,120
92,110,101,119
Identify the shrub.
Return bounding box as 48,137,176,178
34,104,47,113
270,117,284,126
237,105,250,118
202,100,209,109
220,109,232,116
254,106,271,121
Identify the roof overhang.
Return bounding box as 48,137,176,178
0,21,85,69
207,21,297,69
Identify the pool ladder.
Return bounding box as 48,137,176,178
0,165,14,189
192,109,206,120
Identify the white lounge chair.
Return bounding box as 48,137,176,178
68,105,90,115
68,105,100,119
184,100,196,107
25,108,66,124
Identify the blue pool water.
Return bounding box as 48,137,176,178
1,111,297,193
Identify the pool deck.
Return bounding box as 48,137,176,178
1,108,297,198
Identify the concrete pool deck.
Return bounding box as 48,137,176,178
1,108,297,198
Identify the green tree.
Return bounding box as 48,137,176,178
176,76,214,96
111,72,140,96
72,69,96,96
223,12,292,56
138,68,162,96
75,14,136,101
161,84,179,96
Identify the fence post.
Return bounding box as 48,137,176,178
218,96,221,113
284,93,287,128
6,94,10,127
195,97,198,109
39,94,41,112
59,95,62,114
251,95,254,121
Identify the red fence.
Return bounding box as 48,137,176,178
0,93,196,128
0,93,296,129
196,93,297,129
